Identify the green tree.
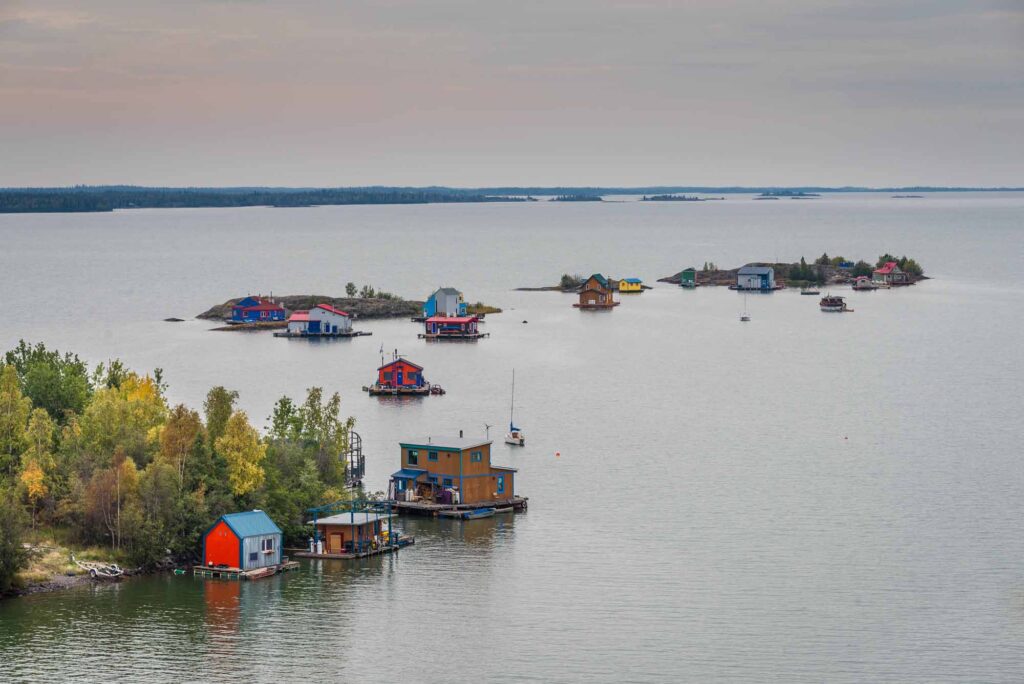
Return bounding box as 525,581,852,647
359,284,376,298
0,487,30,594
79,373,167,468
852,260,873,278
3,341,92,421
345,282,357,297
204,386,239,448
815,252,831,266
216,411,267,497
0,364,31,474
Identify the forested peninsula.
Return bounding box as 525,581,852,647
0,340,362,596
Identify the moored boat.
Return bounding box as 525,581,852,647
820,294,851,312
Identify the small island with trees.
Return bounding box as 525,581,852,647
658,253,926,288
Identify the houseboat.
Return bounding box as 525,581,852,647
389,434,527,515
619,277,643,293
679,268,697,288
422,287,468,318
231,296,286,323
736,266,776,291
294,500,414,560
574,273,619,309
820,295,852,312
852,276,878,291
275,303,371,337
364,356,445,396
419,315,489,340
194,510,299,580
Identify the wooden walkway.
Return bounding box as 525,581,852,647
291,537,415,560
393,497,527,516
192,560,300,581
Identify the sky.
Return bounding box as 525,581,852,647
0,0,1022,187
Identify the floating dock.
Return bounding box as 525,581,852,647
417,332,490,340
290,536,415,560
273,330,372,338
363,384,445,397
192,560,300,581
392,497,528,516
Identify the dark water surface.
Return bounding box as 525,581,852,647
1,194,1023,682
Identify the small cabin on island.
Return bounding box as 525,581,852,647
231,296,286,322
873,261,910,285
423,287,467,318
286,303,353,335
422,315,484,339
679,268,697,288
737,266,775,291
574,273,619,309
202,510,282,570
378,357,425,389
619,278,643,293
390,436,516,506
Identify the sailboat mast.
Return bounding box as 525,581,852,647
509,369,515,429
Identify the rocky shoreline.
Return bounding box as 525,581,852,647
197,295,424,323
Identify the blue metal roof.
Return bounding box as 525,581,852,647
623,278,642,283
220,510,282,539
392,468,428,480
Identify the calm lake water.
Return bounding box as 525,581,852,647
1,193,1023,682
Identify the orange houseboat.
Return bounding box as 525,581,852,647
574,273,619,309
390,435,518,506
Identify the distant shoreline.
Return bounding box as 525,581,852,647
0,185,1021,214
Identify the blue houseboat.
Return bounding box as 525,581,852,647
231,296,287,322
423,287,467,318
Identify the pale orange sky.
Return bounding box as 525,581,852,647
1,0,1022,187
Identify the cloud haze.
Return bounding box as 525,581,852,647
1,0,1021,186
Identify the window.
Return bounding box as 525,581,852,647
428,451,438,461
443,478,453,487
261,538,275,552
249,552,259,562
471,451,483,463
408,450,418,465
496,475,505,495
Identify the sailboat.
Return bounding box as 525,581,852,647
505,369,525,446
740,293,751,322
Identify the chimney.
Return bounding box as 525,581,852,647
459,429,463,438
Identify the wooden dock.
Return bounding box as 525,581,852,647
273,330,372,338
392,497,527,516
363,385,444,397
417,332,490,340
290,536,415,560
192,560,300,581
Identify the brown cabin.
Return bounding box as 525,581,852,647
574,273,619,309
390,436,516,505
313,512,386,555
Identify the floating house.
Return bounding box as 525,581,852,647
574,273,619,309
420,315,488,340
231,296,286,323
679,268,697,288
872,261,909,285
736,266,776,291
365,357,443,395
619,278,643,293
281,304,365,337
423,287,467,318
195,510,298,579
390,435,521,510
294,500,414,560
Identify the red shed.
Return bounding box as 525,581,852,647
378,358,425,388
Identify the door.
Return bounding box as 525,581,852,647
496,475,505,495
397,370,404,385
329,533,342,553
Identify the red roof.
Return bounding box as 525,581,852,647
378,357,424,371
315,303,349,317
874,261,900,274
426,316,477,324
236,300,285,312
289,310,310,322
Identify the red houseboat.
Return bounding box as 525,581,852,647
364,356,445,396
419,315,489,340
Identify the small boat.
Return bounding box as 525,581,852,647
740,293,751,322
440,508,496,520
800,288,820,295
505,369,525,446
820,294,852,312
